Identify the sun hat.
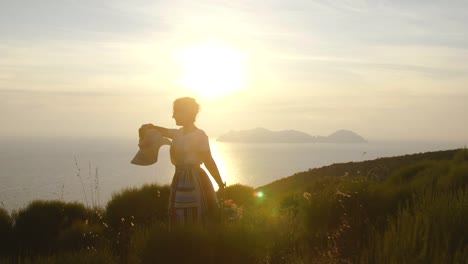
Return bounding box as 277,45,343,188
131,129,171,166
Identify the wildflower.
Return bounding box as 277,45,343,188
336,190,351,198
220,199,243,221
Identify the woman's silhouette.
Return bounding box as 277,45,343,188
140,97,224,226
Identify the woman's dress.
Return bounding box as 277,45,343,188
168,128,218,226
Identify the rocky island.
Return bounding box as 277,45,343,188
216,128,367,143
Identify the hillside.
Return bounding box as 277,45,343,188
258,149,461,195
217,127,366,143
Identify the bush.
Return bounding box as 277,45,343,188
219,184,255,207
104,184,170,261
0,207,11,230
12,200,92,254
105,184,170,231
0,208,12,256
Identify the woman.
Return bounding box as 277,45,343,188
140,97,225,226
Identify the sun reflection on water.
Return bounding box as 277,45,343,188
203,139,237,189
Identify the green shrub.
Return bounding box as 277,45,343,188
0,207,11,230
104,184,170,262
12,200,91,254
219,184,255,207
105,184,170,231
0,208,12,256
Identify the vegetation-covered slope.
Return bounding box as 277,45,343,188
259,149,460,196
0,149,466,263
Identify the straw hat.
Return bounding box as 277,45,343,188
131,129,171,166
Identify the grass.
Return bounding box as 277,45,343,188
361,189,468,263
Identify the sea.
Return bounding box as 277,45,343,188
0,137,466,212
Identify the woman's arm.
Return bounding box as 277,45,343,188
139,124,173,138
201,151,225,190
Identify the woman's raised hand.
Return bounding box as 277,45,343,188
138,123,154,138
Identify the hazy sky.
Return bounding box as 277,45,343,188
1,0,467,141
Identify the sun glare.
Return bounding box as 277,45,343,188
176,41,247,98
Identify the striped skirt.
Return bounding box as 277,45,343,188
169,165,219,226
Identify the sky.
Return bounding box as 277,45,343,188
1,0,467,141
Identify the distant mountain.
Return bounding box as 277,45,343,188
323,129,367,143
216,128,366,143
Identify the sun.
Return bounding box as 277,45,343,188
175,41,247,98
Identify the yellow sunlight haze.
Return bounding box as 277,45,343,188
175,41,248,99
205,140,235,190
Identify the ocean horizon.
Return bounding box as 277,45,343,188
0,136,466,212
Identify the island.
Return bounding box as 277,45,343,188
216,128,367,143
